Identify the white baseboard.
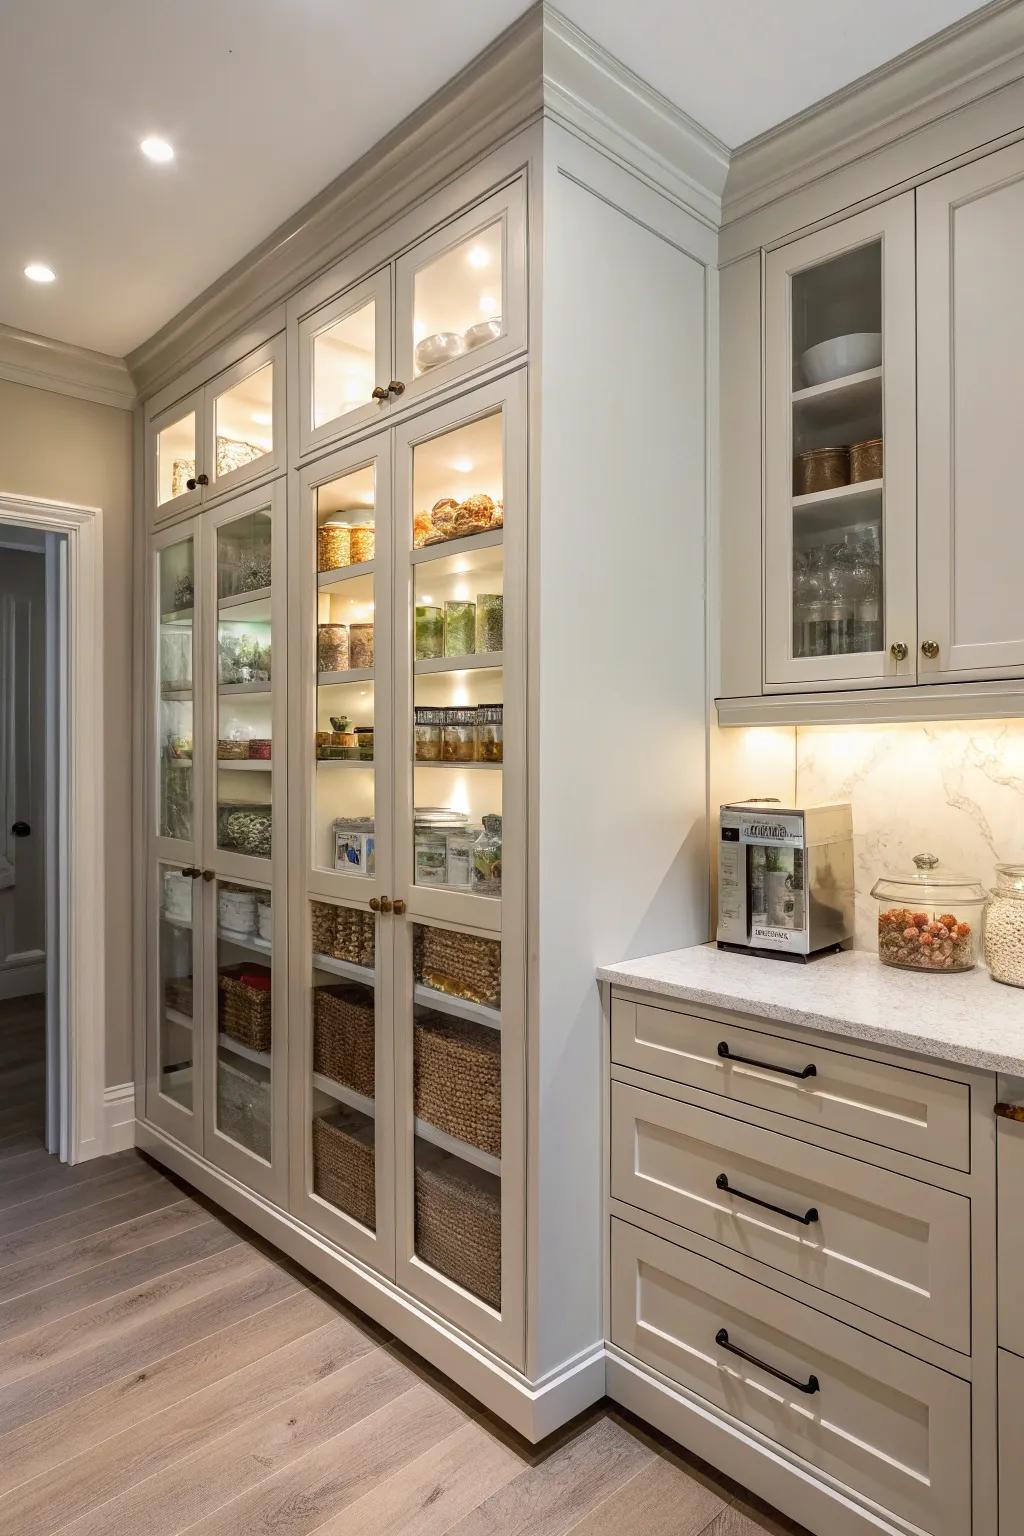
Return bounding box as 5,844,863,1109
104,1083,136,1153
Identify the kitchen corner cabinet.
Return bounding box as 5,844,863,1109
147,334,286,525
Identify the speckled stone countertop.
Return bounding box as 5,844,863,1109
598,944,1024,1075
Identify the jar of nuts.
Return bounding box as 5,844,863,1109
871,853,987,973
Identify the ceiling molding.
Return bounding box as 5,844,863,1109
722,0,1024,228
540,8,728,228
0,323,135,411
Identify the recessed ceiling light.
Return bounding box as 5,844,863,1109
24,263,56,284
140,136,174,163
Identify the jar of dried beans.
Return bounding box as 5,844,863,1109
349,622,374,669
985,864,1024,988
871,853,987,973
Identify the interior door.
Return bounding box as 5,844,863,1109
0,546,45,987
763,193,917,690
918,140,1024,681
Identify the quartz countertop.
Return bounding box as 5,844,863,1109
597,944,1024,1075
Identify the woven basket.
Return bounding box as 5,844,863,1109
311,901,376,968
850,436,883,483
415,1015,500,1156
218,964,272,1052
313,1109,375,1229
164,975,193,1014
314,985,375,1098
217,1056,271,1161
415,1151,500,1309
416,926,501,1009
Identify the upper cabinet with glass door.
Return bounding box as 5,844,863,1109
763,194,916,691
148,335,285,525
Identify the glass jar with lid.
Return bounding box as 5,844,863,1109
442,707,477,762
985,864,1024,988
414,706,443,762
871,852,987,973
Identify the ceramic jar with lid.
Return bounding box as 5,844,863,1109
985,864,1024,987
871,852,987,973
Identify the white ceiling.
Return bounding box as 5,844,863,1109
0,0,987,358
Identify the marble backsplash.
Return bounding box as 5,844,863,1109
796,719,1024,950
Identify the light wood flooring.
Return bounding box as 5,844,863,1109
0,1010,807,1536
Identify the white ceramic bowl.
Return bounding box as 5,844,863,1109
415,332,464,371
463,318,502,351
800,332,882,386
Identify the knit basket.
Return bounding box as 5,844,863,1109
313,1109,375,1229
415,926,501,1009
415,1150,500,1309
415,1014,500,1157
313,985,375,1099
217,1056,271,1160
311,901,376,969
218,963,272,1053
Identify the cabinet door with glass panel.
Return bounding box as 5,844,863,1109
764,193,917,690
295,266,394,459
147,519,205,1149
200,482,288,1203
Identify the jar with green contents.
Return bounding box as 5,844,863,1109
444,600,476,658
415,604,444,661
475,593,503,653
442,707,477,762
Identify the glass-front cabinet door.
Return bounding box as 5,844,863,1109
298,268,393,458
205,337,284,501
150,389,205,524
763,193,916,690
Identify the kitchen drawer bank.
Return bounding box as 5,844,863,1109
600,946,1010,1536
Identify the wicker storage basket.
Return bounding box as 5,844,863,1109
313,1108,375,1228
217,1056,271,1160
311,901,376,968
415,1150,500,1309
415,1015,500,1156
164,975,194,1015
850,436,883,483
794,445,850,496
218,964,272,1052
313,985,375,1098
416,926,501,1009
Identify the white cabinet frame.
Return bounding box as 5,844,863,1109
295,266,393,460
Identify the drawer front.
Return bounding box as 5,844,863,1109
998,1101,1024,1353
611,1082,970,1351
610,1219,971,1536
1000,1349,1024,1536
611,994,970,1171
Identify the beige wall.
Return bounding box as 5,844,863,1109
0,378,133,1085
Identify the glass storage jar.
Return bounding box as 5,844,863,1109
475,593,503,653
349,622,374,669
985,864,1024,988
442,707,477,762
414,706,443,762
444,600,476,658
871,853,987,973
477,703,503,762
317,623,349,674
415,605,443,661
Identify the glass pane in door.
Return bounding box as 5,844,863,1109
215,879,272,1160
413,220,503,378
156,410,197,507
412,921,501,1309
310,899,377,1230
158,536,194,841
212,363,274,486
791,242,884,661
313,301,376,429
217,510,273,858
314,466,376,878
411,410,503,904
158,864,195,1110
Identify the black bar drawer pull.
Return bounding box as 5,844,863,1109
718,1041,816,1080
715,1328,820,1395
716,1173,819,1226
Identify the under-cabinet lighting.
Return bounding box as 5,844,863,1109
24,263,56,283
421,594,434,606
359,491,375,506
250,410,272,426
141,136,175,163
467,245,490,269
478,293,499,316
451,458,474,474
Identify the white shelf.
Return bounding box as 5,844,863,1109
792,367,882,425
219,1032,270,1069
318,667,374,687
316,757,374,770
218,680,272,697
414,1119,500,1176
317,560,375,589
161,687,193,702
313,952,376,986
161,607,194,625
313,1075,375,1117
414,652,503,676
163,1007,193,1030
218,758,273,771
219,586,272,615
161,911,193,931
163,757,193,769
414,983,500,1031
411,528,502,566
218,928,272,957
792,478,882,511
415,759,501,771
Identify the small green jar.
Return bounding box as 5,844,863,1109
415,604,443,660
444,600,476,658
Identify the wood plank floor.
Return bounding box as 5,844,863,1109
0,1016,807,1535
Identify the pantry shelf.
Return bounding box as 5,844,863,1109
218,929,272,957
411,529,502,566
220,586,272,616
161,607,194,625
318,560,375,589
218,759,273,771
791,367,882,426
414,652,504,676
318,667,374,687
316,758,374,770
414,983,500,1031
219,680,272,697
161,687,193,701
792,478,883,511
414,1119,501,1177
313,953,376,986
163,1008,193,1030
313,1075,375,1118
414,760,501,771
219,1032,271,1069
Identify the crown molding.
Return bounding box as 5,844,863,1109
722,0,1024,231
0,324,135,411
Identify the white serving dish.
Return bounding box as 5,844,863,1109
415,332,464,371
800,332,882,386
463,318,502,351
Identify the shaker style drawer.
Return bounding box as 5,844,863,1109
999,1349,1024,1536
611,994,970,1171
610,1219,971,1536
997,1094,1024,1354
611,1082,971,1351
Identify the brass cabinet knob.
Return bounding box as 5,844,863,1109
996,1103,1024,1121
921,640,940,659
392,899,407,916
371,385,389,401
889,641,909,662
202,869,215,882
369,897,382,912
379,896,393,913
387,380,406,397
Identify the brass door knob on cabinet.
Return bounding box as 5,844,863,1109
197,473,209,486
387,380,406,397
369,897,382,912
392,899,407,916
369,896,393,914
996,1103,1024,1122
921,640,940,659
889,641,909,662
371,385,389,401
202,869,215,882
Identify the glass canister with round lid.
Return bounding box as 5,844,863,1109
985,864,1024,988
871,852,987,973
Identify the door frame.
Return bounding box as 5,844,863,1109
0,491,105,1163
